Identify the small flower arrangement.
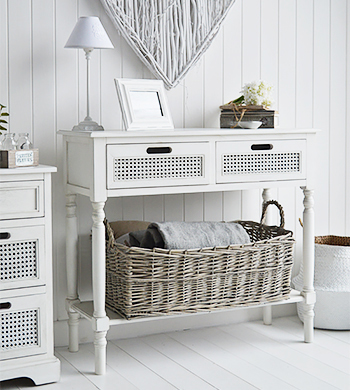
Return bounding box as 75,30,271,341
219,81,276,128
0,104,9,134
231,80,273,108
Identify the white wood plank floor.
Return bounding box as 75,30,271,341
1,316,350,390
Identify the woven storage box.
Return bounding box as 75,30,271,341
293,235,350,330
219,104,278,129
0,149,39,168
106,201,295,319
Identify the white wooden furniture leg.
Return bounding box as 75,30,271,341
262,188,273,325
263,305,272,325
91,201,109,375
65,193,80,352
301,187,316,343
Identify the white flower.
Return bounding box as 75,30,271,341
240,80,273,107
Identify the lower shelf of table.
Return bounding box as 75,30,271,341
72,289,304,326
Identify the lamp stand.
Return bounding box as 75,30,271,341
73,48,104,131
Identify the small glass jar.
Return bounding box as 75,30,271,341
2,133,17,150
17,133,33,150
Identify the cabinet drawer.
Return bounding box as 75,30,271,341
0,226,46,291
0,293,47,360
216,140,306,183
0,180,44,220
107,142,211,189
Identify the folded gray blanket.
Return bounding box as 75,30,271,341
140,221,250,250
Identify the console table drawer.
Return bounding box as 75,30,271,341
0,225,46,291
0,293,47,361
216,139,307,183
107,142,211,189
0,180,44,220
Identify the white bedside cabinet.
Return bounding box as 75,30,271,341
0,165,60,385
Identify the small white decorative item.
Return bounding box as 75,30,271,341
65,16,114,131
100,0,236,89
237,121,262,129
115,78,174,131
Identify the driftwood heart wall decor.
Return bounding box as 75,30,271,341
100,0,236,89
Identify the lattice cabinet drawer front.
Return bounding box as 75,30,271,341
0,226,46,291
107,142,211,189
216,140,307,183
0,293,47,360
0,180,44,220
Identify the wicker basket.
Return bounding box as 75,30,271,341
105,200,295,319
293,235,350,330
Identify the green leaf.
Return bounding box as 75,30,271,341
0,125,7,130
1,112,9,116
0,119,8,123
232,95,244,104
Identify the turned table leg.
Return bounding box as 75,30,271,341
91,201,109,375
301,187,316,342
65,194,80,352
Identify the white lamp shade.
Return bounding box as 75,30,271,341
65,16,113,49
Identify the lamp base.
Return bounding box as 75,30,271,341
72,119,104,132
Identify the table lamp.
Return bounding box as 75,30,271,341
65,16,114,131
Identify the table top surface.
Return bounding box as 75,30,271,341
0,164,57,175
58,128,318,138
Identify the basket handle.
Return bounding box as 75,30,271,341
260,200,285,228
104,219,115,250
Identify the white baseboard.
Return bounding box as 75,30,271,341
54,303,296,347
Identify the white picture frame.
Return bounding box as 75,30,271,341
115,78,174,131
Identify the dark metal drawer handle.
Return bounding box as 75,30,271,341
0,302,12,310
147,147,172,154
251,144,273,151
0,232,11,240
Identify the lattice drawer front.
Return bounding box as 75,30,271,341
107,142,211,189
0,294,46,360
114,155,203,181
0,226,45,291
1,309,39,351
222,152,301,175
0,240,38,282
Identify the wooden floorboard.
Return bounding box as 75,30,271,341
1,316,349,390
167,327,296,390
111,338,216,390
180,326,337,390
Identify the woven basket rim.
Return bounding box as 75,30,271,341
105,216,294,254
315,235,350,247
110,232,294,255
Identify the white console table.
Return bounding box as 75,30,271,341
59,128,316,375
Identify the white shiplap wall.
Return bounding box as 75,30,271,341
0,0,349,343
